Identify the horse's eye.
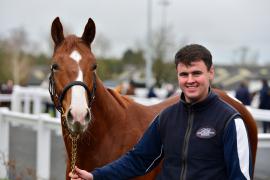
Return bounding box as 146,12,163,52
51,63,59,71
92,64,97,70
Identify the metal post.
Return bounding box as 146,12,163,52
145,0,153,88
160,0,170,35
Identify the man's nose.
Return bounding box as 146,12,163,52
187,74,195,83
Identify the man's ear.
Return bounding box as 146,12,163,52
209,65,215,81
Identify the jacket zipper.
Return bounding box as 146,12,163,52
180,107,194,180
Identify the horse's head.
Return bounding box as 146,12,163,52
49,17,97,135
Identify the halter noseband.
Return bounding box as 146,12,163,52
48,65,96,114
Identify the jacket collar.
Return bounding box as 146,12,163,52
180,88,218,111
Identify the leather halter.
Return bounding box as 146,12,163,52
48,65,96,115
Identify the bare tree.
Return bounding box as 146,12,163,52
4,28,32,84
151,26,175,61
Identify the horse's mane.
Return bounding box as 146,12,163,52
106,88,135,109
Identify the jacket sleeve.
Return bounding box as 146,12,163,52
91,115,164,180
223,117,252,180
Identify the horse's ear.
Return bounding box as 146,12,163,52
51,17,64,47
81,18,96,46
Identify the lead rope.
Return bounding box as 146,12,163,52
61,108,92,175
70,134,79,174
61,110,80,175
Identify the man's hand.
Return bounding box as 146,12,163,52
69,166,93,180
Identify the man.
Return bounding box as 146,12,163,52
258,78,270,133
235,81,251,105
70,44,252,180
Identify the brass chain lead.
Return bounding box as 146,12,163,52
70,134,79,174
60,108,80,175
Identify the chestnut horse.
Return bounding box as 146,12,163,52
49,17,258,179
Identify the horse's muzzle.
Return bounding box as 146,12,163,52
66,108,91,133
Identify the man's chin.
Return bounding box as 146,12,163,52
185,95,198,102
185,92,198,98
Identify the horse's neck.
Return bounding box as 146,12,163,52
84,79,140,160
91,78,132,124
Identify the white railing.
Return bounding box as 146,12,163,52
0,108,61,180
5,85,270,122
10,85,51,114
1,86,270,179
0,94,12,102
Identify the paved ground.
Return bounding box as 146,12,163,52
254,148,270,180
8,126,66,180
5,126,270,180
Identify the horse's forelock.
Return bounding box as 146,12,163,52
57,36,94,61
58,35,80,52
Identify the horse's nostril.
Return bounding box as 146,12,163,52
67,109,73,122
85,108,91,122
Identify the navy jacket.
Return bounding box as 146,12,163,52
92,91,252,180
259,85,270,109
235,86,251,105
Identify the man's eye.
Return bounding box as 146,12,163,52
192,71,202,76
179,73,188,77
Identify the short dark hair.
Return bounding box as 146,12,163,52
174,44,212,70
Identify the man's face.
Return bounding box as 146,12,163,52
177,60,214,103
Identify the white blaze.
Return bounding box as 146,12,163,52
69,50,88,122
70,50,82,62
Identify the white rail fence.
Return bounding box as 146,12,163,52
0,109,61,180
0,85,270,179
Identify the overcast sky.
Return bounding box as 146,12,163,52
1,0,270,65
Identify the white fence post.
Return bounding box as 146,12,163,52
23,94,31,114
37,114,51,180
33,95,42,114
11,85,21,112
0,108,9,178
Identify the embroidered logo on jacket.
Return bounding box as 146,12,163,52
196,127,216,138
